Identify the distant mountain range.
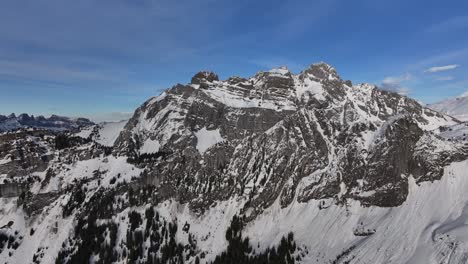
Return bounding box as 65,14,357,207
428,92,468,121
0,113,94,132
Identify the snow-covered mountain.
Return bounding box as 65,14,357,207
0,63,467,264
0,113,94,132
428,92,468,121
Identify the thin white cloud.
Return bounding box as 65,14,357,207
0,59,119,83
435,76,454,81
425,64,459,73
408,48,468,71
381,73,412,95
425,16,468,33
382,73,411,84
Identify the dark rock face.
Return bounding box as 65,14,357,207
0,183,26,198
351,117,423,206
112,62,465,217
0,131,51,178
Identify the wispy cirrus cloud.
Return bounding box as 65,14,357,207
380,73,412,95
407,48,468,71
435,76,455,81
425,64,460,73
425,16,468,33
0,59,124,84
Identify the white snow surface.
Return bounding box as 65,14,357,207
268,66,290,76
429,94,468,121
202,83,297,111
75,120,127,146
140,138,161,154
74,127,93,138
195,127,224,153
95,120,127,146
296,76,325,101
245,160,468,264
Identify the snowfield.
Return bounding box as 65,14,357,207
246,160,468,264
95,120,127,147
195,127,224,153
429,93,468,122
75,120,127,147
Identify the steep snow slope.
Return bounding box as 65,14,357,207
75,120,127,146
429,92,468,121
247,160,468,264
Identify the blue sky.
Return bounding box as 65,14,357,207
1,0,467,121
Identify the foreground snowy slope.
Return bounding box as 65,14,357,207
0,62,467,264
2,160,468,264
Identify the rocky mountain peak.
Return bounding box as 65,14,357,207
268,66,291,75
190,71,219,85
301,62,340,81
17,113,32,122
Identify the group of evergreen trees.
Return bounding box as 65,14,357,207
54,133,113,156
0,229,20,255
54,134,91,150
62,182,86,217
126,151,169,164
55,184,189,264
212,215,298,264
55,181,300,264
56,189,119,264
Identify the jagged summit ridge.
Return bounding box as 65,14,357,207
183,62,351,113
